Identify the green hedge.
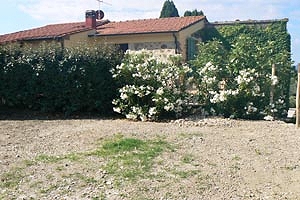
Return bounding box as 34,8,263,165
0,43,121,116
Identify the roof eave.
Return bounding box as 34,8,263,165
178,16,207,32
89,30,178,37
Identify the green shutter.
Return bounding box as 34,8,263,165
187,37,196,60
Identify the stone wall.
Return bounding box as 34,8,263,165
129,41,176,56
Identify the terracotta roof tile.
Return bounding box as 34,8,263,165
0,21,107,44
0,16,206,43
96,16,206,35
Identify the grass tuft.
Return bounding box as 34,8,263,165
90,137,171,181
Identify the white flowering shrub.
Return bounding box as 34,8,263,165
111,50,192,121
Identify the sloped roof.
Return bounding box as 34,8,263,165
0,16,206,44
0,21,108,44
95,16,206,36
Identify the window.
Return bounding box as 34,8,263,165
119,43,129,52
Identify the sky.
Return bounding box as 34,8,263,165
0,0,299,65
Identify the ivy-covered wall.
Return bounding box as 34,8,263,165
191,19,292,119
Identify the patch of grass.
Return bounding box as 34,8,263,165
88,136,171,181
173,170,201,178
30,180,44,189
35,152,81,163
182,154,195,164
102,137,145,154
40,184,59,194
23,159,36,167
91,193,106,200
35,154,64,163
0,167,25,189
70,172,98,184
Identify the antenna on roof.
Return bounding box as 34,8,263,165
96,0,112,9
95,0,112,20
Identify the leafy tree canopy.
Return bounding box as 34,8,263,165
159,0,179,18
184,9,204,16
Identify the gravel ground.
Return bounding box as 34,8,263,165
1,117,300,199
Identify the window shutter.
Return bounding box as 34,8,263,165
187,37,196,60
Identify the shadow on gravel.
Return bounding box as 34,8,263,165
0,107,121,121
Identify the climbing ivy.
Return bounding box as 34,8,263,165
192,21,292,119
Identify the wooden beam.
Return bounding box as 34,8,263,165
296,63,300,128
270,64,275,105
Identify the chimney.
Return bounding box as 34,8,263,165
85,10,97,29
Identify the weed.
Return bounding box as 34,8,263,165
173,170,201,178
232,155,241,161
0,167,25,189
40,184,59,194
182,154,195,164
55,166,64,171
283,165,299,170
23,159,36,167
35,152,81,163
71,173,98,184
255,149,262,155
29,180,44,189
35,154,63,163
196,174,212,192
207,162,217,167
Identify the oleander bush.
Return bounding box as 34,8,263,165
111,50,193,121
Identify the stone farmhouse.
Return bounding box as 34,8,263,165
0,10,288,61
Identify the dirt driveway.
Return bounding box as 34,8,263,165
1,117,300,199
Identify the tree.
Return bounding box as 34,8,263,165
159,0,179,18
184,9,204,16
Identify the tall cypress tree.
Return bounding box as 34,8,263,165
159,0,179,18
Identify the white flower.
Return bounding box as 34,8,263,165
112,99,118,105
277,99,284,104
164,103,174,111
271,75,278,85
120,93,128,100
235,68,256,85
219,91,226,102
140,115,147,122
182,64,192,73
113,107,121,113
176,99,183,105
148,107,157,116
126,113,138,120
264,115,274,121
